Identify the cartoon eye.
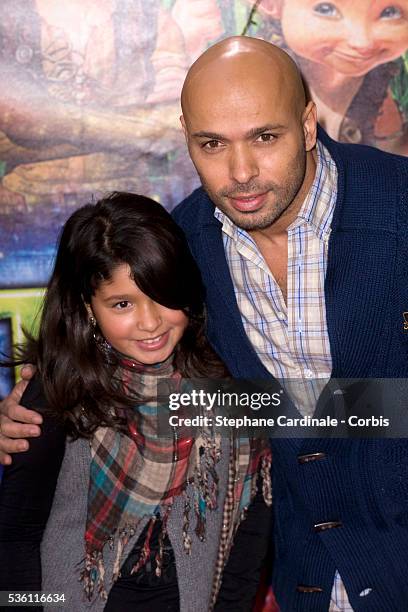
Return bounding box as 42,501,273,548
313,3,340,18
380,6,402,19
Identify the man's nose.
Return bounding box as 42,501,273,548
137,300,162,332
229,144,259,184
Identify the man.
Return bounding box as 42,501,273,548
1,37,408,611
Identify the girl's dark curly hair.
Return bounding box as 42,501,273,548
17,192,227,437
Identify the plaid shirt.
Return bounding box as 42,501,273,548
215,141,353,611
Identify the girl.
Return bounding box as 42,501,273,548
0,192,271,611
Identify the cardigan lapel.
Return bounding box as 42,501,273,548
192,197,302,451
320,127,397,378
184,190,288,380
200,221,273,379
325,230,396,378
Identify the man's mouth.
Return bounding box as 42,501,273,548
229,192,267,212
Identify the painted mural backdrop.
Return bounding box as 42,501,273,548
1,0,407,395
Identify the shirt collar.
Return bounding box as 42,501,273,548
293,140,337,240
214,139,338,243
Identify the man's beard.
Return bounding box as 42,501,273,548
200,146,307,231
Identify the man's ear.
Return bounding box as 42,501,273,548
303,101,318,151
180,114,188,143
253,0,283,18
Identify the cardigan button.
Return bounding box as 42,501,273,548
314,520,343,532
296,585,323,593
297,452,326,464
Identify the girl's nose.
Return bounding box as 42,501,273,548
136,300,162,332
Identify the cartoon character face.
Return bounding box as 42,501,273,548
267,0,408,76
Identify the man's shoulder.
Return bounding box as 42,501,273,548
172,186,216,235
319,128,408,182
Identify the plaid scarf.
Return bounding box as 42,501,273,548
80,356,272,602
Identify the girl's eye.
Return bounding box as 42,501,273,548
380,6,402,19
114,301,131,309
313,3,339,18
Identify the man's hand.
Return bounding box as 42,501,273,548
0,365,41,465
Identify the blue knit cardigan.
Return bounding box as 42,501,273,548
173,128,408,611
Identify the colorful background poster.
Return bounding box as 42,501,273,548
1,0,407,394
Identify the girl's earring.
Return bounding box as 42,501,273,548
89,316,99,342
89,317,113,358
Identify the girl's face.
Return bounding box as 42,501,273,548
89,264,188,365
279,0,408,76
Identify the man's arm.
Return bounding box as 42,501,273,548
0,366,41,465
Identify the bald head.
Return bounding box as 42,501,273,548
181,36,307,121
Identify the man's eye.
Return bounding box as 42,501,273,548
380,6,402,19
202,140,222,150
256,133,275,143
114,301,131,309
313,3,339,17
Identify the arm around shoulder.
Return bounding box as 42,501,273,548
0,367,43,464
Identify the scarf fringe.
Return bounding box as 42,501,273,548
182,490,192,554
192,431,220,542
260,452,273,506
113,526,135,580
154,509,170,577
81,413,270,604
130,515,157,575
80,550,108,601
80,435,222,600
